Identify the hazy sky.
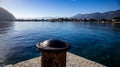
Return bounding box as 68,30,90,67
0,0,120,18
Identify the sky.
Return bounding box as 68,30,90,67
0,0,120,18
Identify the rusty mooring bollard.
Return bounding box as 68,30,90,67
36,39,71,67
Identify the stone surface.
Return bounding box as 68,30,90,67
4,52,106,67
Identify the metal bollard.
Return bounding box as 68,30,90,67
36,39,71,67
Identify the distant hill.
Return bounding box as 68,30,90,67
72,10,120,20
0,7,15,21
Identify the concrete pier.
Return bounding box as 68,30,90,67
4,52,106,67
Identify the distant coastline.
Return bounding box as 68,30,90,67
0,7,120,23
15,17,120,23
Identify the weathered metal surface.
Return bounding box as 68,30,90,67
36,39,71,52
36,39,71,67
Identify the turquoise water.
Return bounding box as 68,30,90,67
0,21,120,67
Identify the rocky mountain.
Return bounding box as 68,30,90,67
0,7,15,21
72,10,120,20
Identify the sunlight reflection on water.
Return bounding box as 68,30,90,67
0,21,120,67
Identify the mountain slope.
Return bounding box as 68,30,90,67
73,10,120,20
0,7,15,21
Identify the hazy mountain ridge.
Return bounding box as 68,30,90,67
0,7,15,21
73,10,120,20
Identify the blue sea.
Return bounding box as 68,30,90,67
0,21,120,67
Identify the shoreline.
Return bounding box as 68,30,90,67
0,20,120,23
